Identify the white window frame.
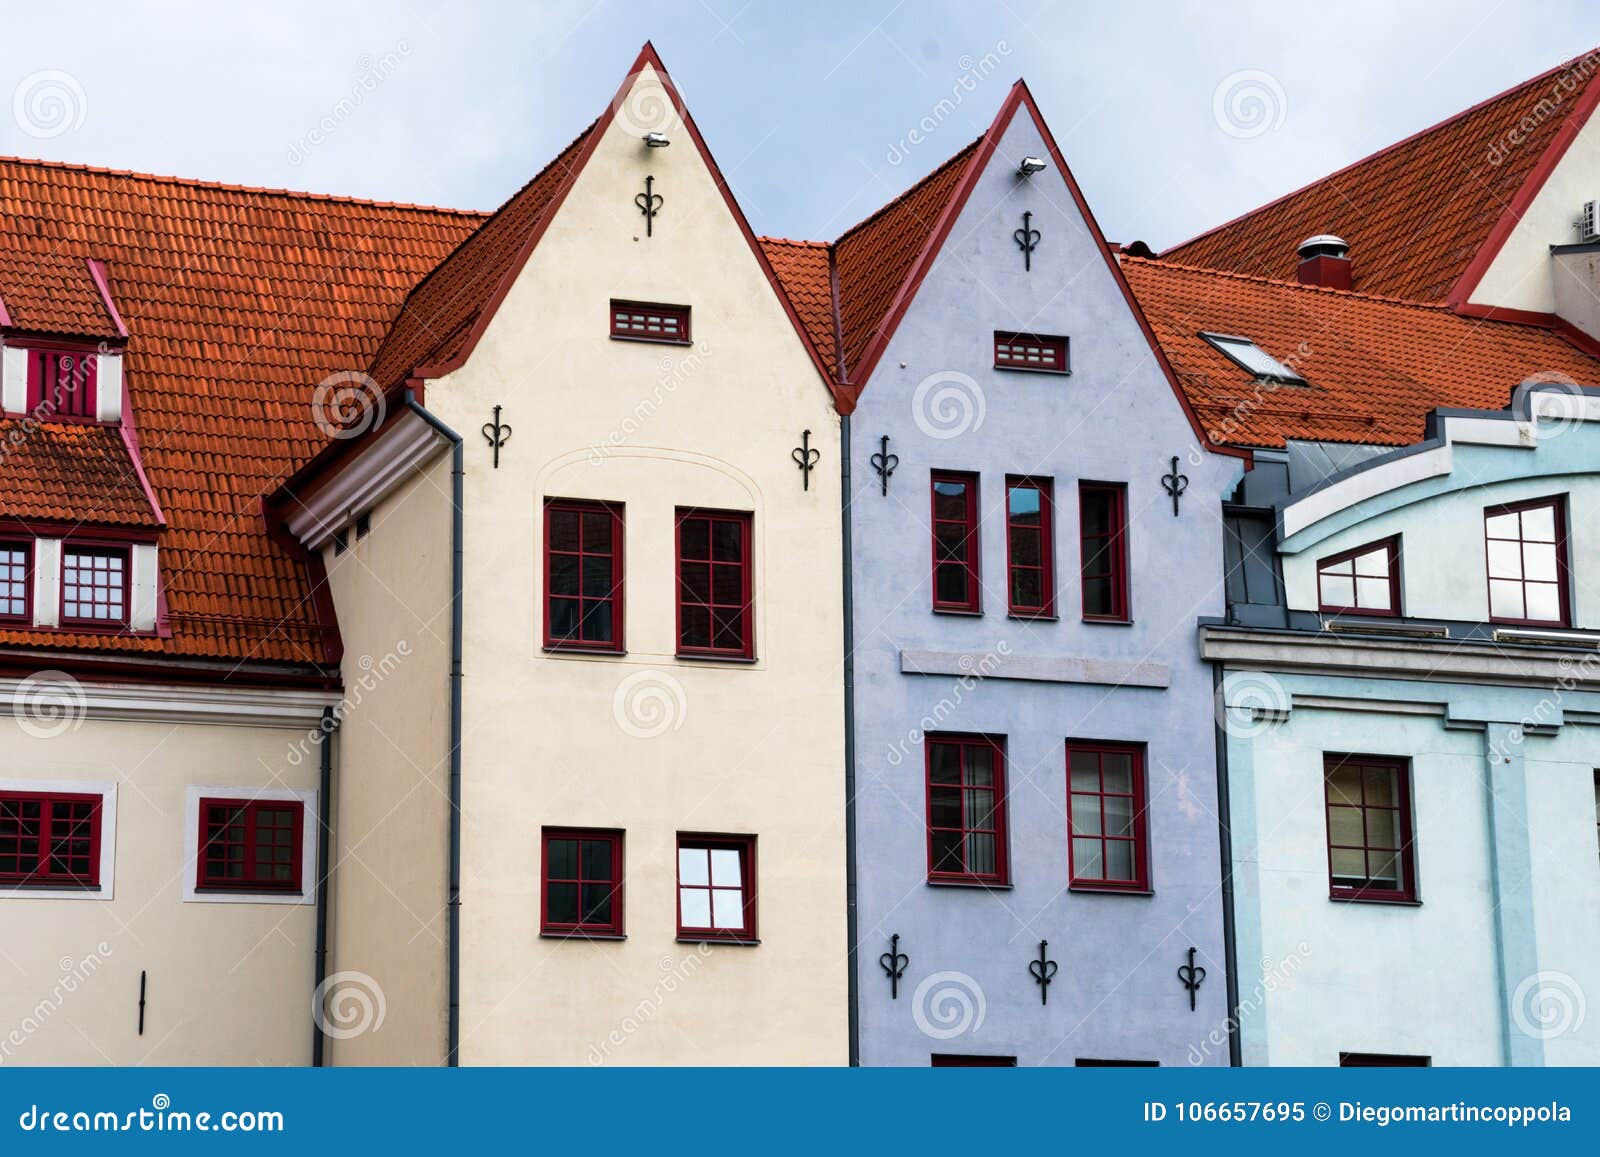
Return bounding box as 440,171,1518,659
0,777,117,900
182,784,318,905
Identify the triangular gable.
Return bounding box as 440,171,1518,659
837,80,1249,459
1164,47,1600,305
368,43,843,407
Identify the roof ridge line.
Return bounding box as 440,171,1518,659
1126,254,1472,311
0,151,492,218
757,235,829,248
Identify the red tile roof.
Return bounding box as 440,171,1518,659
0,252,125,339
0,420,159,526
368,123,595,388
759,237,836,377
1164,47,1600,302
0,156,483,665
833,139,981,379
1122,256,1600,449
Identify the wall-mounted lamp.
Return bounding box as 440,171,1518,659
644,132,671,148
1017,156,1047,176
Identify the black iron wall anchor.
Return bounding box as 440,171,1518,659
481,405,512,469
1013,210,1041,271
869,434,899,496
792,429,820,491
1178,946,1207,1011
879,933,909,999
635,175,663,237
1028,939,1058,1005
137,969,146,1035
1161,455,1189,516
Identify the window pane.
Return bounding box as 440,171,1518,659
549,598,580,639
711,521,742,562
1525,583,1561,623
1362,767,1395,806
581,839,612,880
930,786,963,827
1523,542,1557,583
1104,794,1134,837
711,607,744,649
1069,751,1100,791
680,887,711,928
1367,810,1399,851
680,519,709,559
1105,840,1134,881
964,788,994,831
1327,806,1365,847
547,838,577,879
1521,505,1556,542
1072,837,1103,880
1102,753,1133,794
581,883,612,925
1489,579,1524,620
679,606,711,648
581,556,612,597
966,747,994,786
548,554,580,597
965,833,996,875
679,563,711,602
1082,577,1113,617
1486,540,1522,580
1329,847,1366,881
711,888,744,929
548,510,580,552
1070,795,1101,835
580,601,612,643
711,566,743,605
1355,577,1391,609
933,481,968,520
709,848,742,887
1353,548,1390,578
935,564,969,605
547,882,579,924
1326,765,1362,806
581,511,613,552
678,847,709,886
931,829,964,873
1008,487,1040,520
1010,528,1041,567
930,744,961,784
1011,570,1042,609
1484,512,1519,540
1367,851,1400,888
1320,575,1355,607
934,521,969,562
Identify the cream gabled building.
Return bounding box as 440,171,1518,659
270,45,848,1065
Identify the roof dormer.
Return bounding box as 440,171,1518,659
0,253,128,425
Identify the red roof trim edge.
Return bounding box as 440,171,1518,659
85,259,130,340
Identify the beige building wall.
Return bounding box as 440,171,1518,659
0,709,327,1065
414,65,848,1064
320,453,455,1065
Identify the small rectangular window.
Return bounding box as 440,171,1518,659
0,791,101,886
993,331,1068,373
1200,332,1304,383
1067,742,1149,891
541,828,624,937
544,499,624,652
61,545,128,627
1317,537,1400,616
24,348,99,420
675,509,753,658
1485,496,1568,626
676,834,756,941
1325,754,1416,902
932,1054,1017,1066
610,300,691,344
0,541,32,622
926,734,1008,885
1006,477,1054,618
1339,1053,1430,1067
197,798,304,892
1079,482,1128,622
931,472,980,613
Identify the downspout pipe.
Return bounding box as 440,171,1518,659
1212,663,1242,1067
841,412,860,1067
312,704,338,1066
404,393,465,1068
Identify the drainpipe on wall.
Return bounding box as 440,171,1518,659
840,412,860,1068
404,393,464,1068
312,704,338,1066
1212,664,1242,1067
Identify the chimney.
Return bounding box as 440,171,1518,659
1296,234,1351,290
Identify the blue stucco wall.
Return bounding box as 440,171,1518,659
848,107,1242,1066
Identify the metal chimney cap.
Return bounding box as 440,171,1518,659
1297,234,1349,259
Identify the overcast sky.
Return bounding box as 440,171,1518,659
5,1,1599,249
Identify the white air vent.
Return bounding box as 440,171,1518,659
1582,199,1600,242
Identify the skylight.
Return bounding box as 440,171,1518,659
1201,332,1305,383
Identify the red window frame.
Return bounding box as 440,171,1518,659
540,828,624,937
196,797,304,892
1324,754,1416,903
60,544,130,628
543,499,624,653
925,734,1009,885
0,790,102,887
23,346,99,421
675,833,757,941
931,471,981,614
1078,482,1129,622
675,508,753,659
1005,476,1054,618
1066,741,1149,891
1317,536,1401,616
609,300,691,345
0,539,33,623
993,331,1068,374
1484,496,1570,627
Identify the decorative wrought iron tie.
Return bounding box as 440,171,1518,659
635,175,663,236
138,969,146,1035
1178,946,1207,1011
792,429,820,490
1014,210,1040,271
1161,455,1189,516
879,933,909,999
1029,939,1058,1005
870,434,899,496
482,404,512,468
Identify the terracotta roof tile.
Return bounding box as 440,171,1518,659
834,138,982,378
0,252,122,338
759,237,836,376
0,156,484,664
1123,256,1600,448
1164,48,1600,301
0,419,158,526
368,123,595,388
